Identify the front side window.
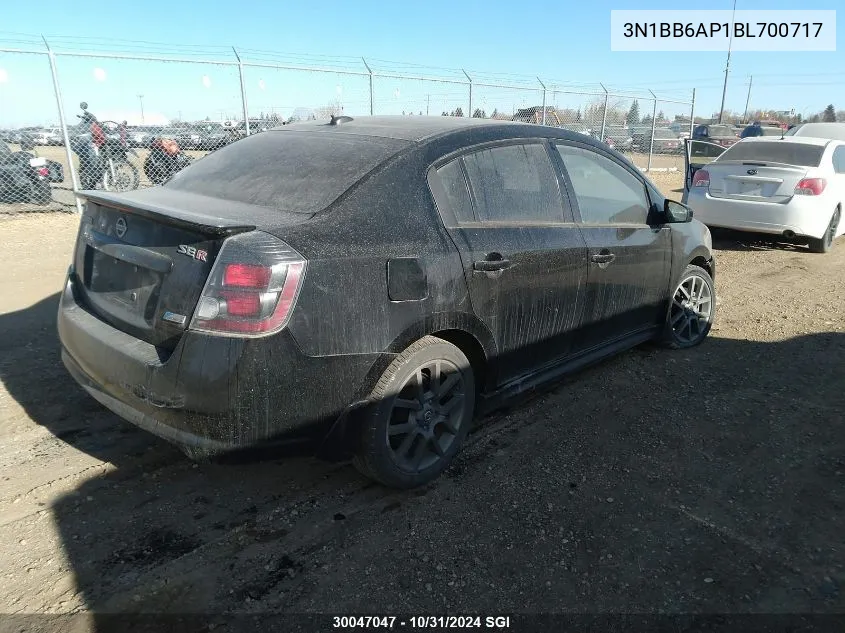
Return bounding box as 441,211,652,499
555,143,650,225
462,143,563,223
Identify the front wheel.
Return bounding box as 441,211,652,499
102,159,139,192
808,208,840,254
353,336,475,488
660,264,715,349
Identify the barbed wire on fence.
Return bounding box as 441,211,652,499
0,37,696,214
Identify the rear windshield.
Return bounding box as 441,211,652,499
164,130,408,213
760,127,785,136
718,141,824,167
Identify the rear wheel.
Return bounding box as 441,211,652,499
808,207,840,254
102,160,140,192
353,336,475,488
661,264,715,349
30,181,52,205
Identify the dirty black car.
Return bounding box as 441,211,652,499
58,116,716,488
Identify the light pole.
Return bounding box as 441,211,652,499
137,94,145,124
718,0,737,123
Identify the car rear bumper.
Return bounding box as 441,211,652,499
686,189,830,239
57,272,385,457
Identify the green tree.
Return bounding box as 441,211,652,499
626,100,640,125
823,104,836,122
657,110,665,122
575,108,582,123
454,107,464,117
491,108,498,118
472,108,486,118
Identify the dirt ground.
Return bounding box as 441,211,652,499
1,173,844,629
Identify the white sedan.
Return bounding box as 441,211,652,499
683,136,845,253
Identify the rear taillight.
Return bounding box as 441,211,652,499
692,169,710,188
190,231,306,337
36,167,49,177
794,178,826,196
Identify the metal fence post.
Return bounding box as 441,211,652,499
647,90,658,172
233,47,250,136
462,69,472,118
537,77,547,125
362,58,374,115
599,83,609,142
42,37,83,214
689,88,696,137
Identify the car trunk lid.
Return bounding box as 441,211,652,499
705,161,809,202
72,189,312,352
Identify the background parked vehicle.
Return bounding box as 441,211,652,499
600,125,634,151
228,119,274,141
0,140,63,204
30,127,63,147
126,126,157,148
668,122,691,139
692,124,740,148
785,122,845,141
632,127,682,153
191,122,231,150
58,116,715,490
683,137,844,253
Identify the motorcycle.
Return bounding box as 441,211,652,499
143,136,193,185
71,103,140,192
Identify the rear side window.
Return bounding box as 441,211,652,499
165,131,408,213
833,146,845,174
462,143,563,223
555,143,650,225
436,159,475,222
718,141,824,167
694,125,709,137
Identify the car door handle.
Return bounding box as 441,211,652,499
590,252,616,265
473,256,511,272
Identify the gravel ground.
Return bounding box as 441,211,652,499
1,174,844,630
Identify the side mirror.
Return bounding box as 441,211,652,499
664,199,693,223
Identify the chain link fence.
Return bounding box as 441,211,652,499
0,43,695,215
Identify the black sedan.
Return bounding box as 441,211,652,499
0,142,63,204
58,116,716,488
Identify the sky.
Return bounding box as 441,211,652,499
0,0,843,127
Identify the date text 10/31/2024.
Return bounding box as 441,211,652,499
332,616,512,629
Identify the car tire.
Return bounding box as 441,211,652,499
808,207,840,254
353,335,475,489
30,182,52,205
660,264,715,349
